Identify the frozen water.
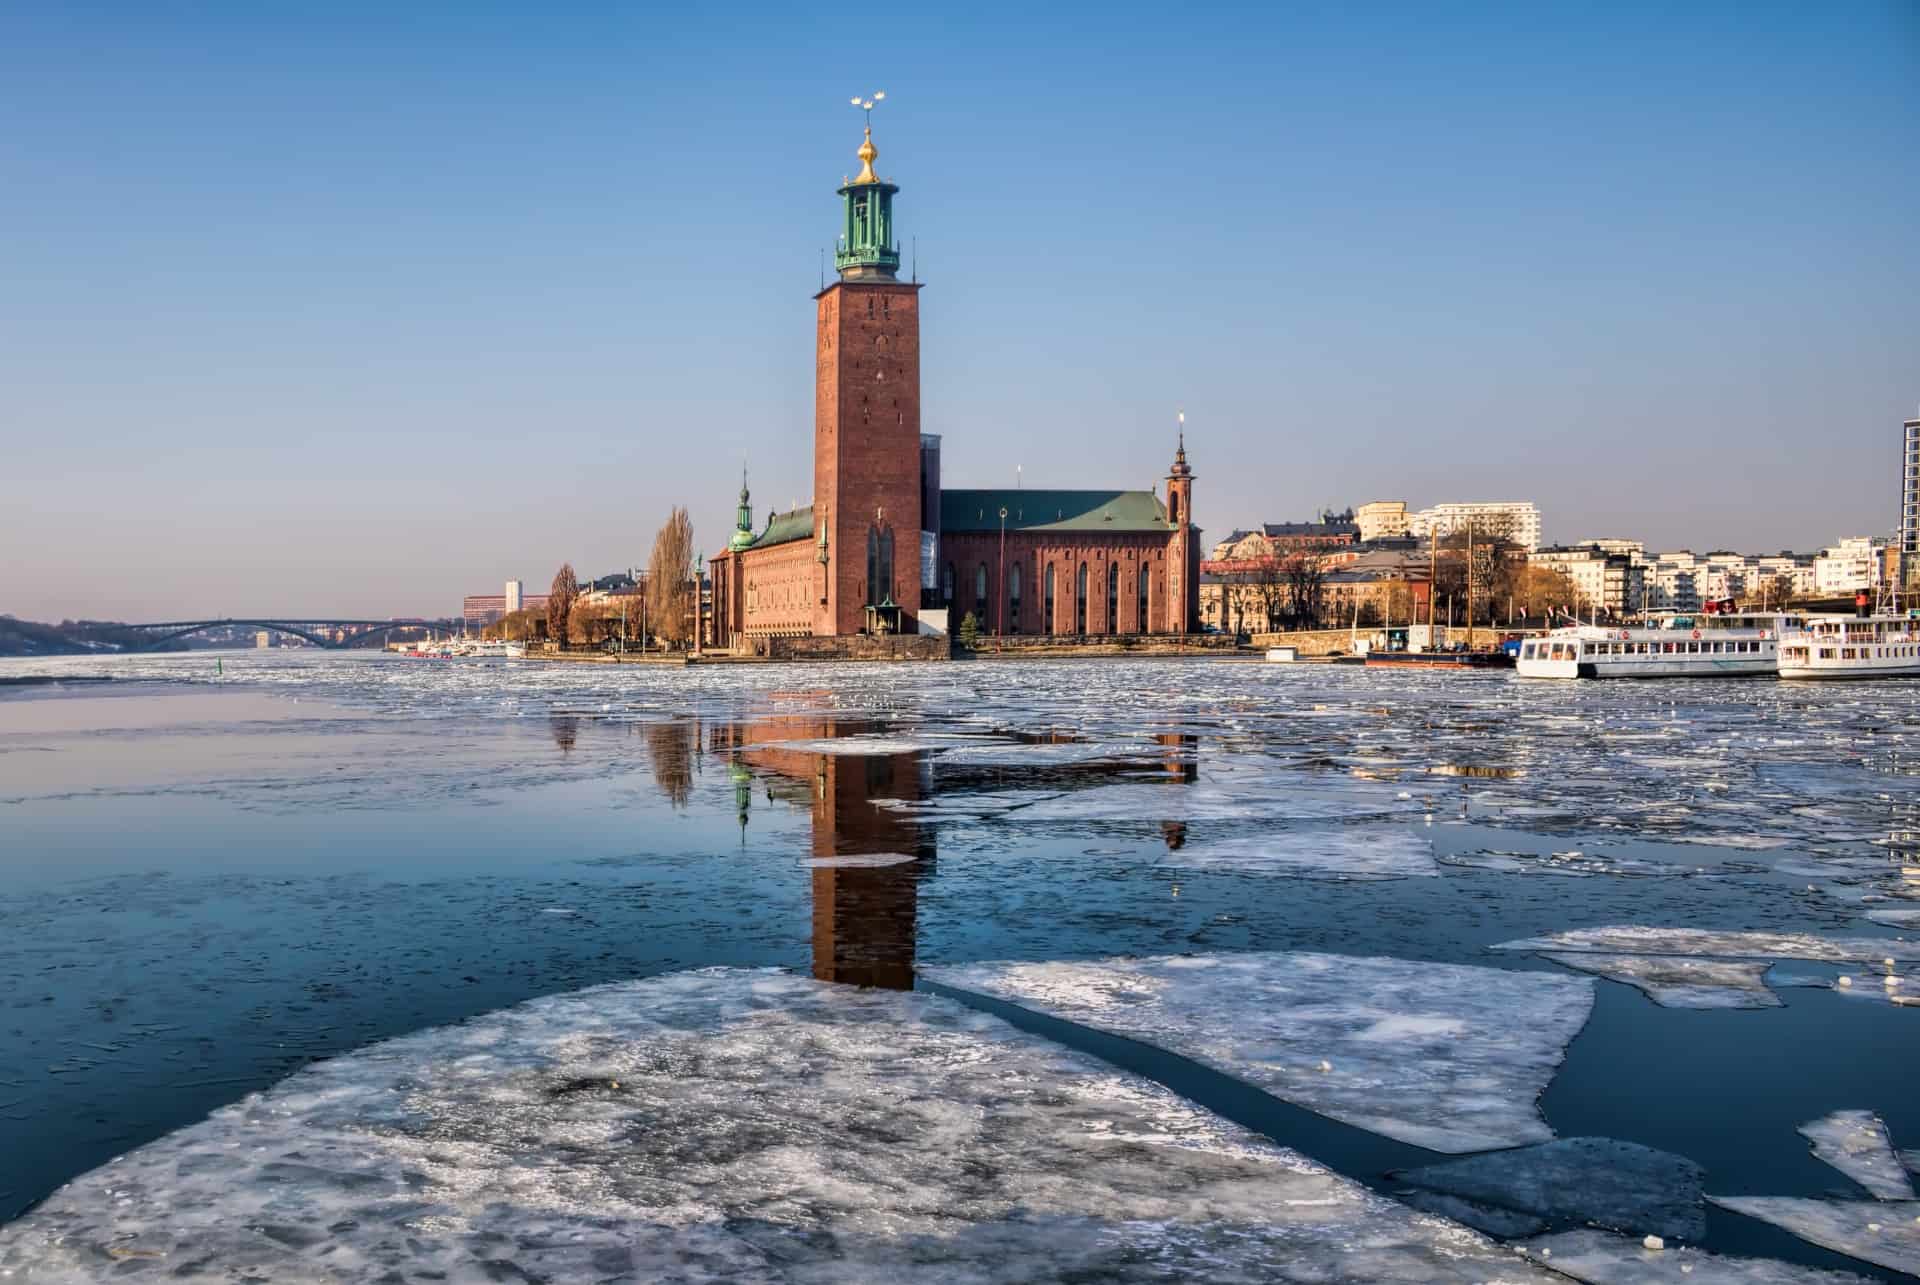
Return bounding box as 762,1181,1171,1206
804,853,919,868
1006,779,1427,824
921,951,1595,1153
0,967,1561,1283
1391,1136,1708,1240
1709,1197,1920,1278
934,741,1157,766
1798,1110,1915,1200
1865,908,1920,929
1495,927,1920,964
1516,1228,1872,1282
1155,826,1438,881
1443,849,1725,878
1541,954,1781,1009
750,735,947,756
1398,1191,1548,1237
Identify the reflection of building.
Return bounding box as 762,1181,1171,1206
706,118,1200,646
720,715,933,990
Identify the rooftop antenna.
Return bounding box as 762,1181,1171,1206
819,247,825,291
1016,464,1023,490
912,237,918,283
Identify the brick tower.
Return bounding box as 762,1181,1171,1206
813,113,923,636
1165,416,1197,634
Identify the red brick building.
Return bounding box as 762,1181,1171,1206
708,118,1199,648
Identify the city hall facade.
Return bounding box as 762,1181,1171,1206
707,120,1199,649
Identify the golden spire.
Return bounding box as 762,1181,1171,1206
848,92,885,184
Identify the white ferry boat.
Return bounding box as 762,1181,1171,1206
1516,611,1802,680
1779,592,1920,680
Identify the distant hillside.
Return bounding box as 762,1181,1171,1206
0,616,185,657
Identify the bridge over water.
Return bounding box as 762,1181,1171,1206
122,618,457,651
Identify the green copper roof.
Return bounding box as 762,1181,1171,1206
750,504,815,550
940,489,1171,534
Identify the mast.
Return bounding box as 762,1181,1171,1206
1465,523,1474,651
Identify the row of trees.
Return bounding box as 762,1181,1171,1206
483,508,701,650
1215,556,1333,633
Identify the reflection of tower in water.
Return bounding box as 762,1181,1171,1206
716,716,933,991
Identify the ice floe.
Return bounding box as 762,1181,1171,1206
803,853,919,868
1005,779,1426,824
1709,1197,1920,1278
0,967,1562,1283
1494,927,1920,964
1391,1137,1707,1240
1516,1227,1872,1282
1865,907,1920,929
1798,1110,1915,1200
749,735,946,756
921,951,1595,1153
1154,826,1437,881
1541,954,1780,1009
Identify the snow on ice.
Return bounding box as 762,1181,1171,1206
1153,826,1438,881
1709,1198,1920,1279
921,951,1594,1153
1540,954,1781,1009
1798,1111,1915,1201
1516,1228,1872,1283
0,967,1562,1284
1494,927,1920,965
1391,1136,1708,1240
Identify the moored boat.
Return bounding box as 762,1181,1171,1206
1515,609,1801,679
1779,590,1920,679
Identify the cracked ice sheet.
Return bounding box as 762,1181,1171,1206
1156,826,1438,881
1708,1198,1920,1279
1541,954,1781,1010
1392,1137,1707,1240
1799,1111,1915,1200
1006,779,1427,824
921,952,1594,1153
1494,927,1920,964
0,968,1560,1285
1517,1229,1872,1283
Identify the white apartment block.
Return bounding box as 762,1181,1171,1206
504,579,524,614
1640,550,1812,611
1904,412,1918,587
1531,545,1646,613
1814,537,1879,596
1409,501,1543,552
1354,500,1411,542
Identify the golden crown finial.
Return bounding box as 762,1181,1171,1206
849,91,885,184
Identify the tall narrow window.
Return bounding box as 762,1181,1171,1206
1076,562,1088,634
1107,562,1119,634
1045,563,1056,634
1170,494,1180,525
1008,563,1022,634
943,562,955,606
1138,567,1150,634
877,529,894,602
865,528,880,607
976,563,988,619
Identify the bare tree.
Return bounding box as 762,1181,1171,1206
1282,555,1327,630
1251,559,1288,633
646,507,697,647
547,564,579,648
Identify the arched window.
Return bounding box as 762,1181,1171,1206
976,562,989,619
1076,562,1088,634
1008,563,1022,634
865,528,880,607
1170,493,1181,525
1138,566,1150,634
943,562,955,606
1045,563,1056,634
1107,562,1119,634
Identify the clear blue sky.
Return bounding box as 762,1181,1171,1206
1,2,1914,621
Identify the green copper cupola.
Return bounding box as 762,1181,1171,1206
729,465,756,552
834,124,901,281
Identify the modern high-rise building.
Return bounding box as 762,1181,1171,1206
1903,410,1918,588
505,579,524,614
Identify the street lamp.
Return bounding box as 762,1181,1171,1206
998,506,1008,636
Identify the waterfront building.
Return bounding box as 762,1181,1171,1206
1409,501,1543,552
463,582,550,630
1904,410,1919,588
1354,500,1410,543
1813,537,1880,596
1532,544,1646,615
707,117,1200,648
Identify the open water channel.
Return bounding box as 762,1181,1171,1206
1,651,1917,1281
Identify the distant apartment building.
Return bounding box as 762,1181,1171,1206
1354,500,1410,543
1642,549,1813,610
1409,501,1543,552
1904,411,1918,588
1207,520,1357,565
463,578,551,630
1814,537,1880,596
1531,545,1646,614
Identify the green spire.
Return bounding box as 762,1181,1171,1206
729,465,756,552
834,125,900,281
